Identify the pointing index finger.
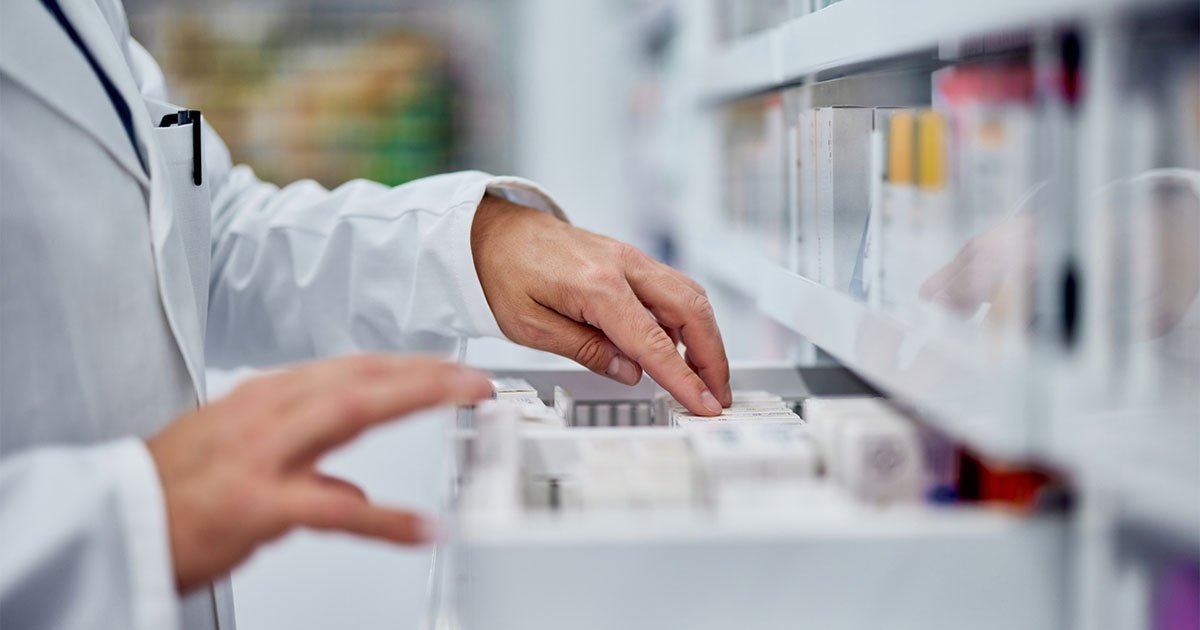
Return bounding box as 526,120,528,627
625,263,731,406
584,284,724,416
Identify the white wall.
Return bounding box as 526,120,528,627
510,0,639,247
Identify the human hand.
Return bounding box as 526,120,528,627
471,196,731,416
147,355,492,593
919,213,1038,322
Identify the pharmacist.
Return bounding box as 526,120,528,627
0,1,731,629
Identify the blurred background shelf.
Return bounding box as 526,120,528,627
705,27,780,102
754,263,1037,460
1046,408,1200,546
753,262,1200,548
692,230,767,297
707,0,1189,101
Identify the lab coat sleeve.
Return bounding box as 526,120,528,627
204,168,566,367
125,39,566,368
0,439,179,630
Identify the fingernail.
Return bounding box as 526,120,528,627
723,383,734,406
605,355,640,386
700,390,723,414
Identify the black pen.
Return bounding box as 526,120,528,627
158,109,202,186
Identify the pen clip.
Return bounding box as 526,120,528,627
187,110,202,186
156,109,202,186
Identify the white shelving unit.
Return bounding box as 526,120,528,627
703,247,1200,552
697,0,1199,466
439,3,1197,629
757,266,1036,457
458,509,1067,630
706,0,1184,101
690,3,1199,629
1048,407,1200,544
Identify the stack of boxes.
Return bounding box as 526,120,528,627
478,384,1049,514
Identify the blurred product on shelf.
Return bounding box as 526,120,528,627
956,453,1058,512
486,387,1066,517
871,107,915,310
923,62,1037,333
689,423,820,508
916,425,960,503
1154,560,1200,630
758,40,1198,386
496,389,1016,513
803,397,921,505
464,400,522,522
814,107,873,294
723,95,788,262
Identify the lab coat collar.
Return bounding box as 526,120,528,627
0,0,151,189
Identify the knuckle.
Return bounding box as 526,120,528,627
639,324,678,359
613,241,642,267
586,264,623,291
689,293,715,322
512,317,550,347
575,335,610,370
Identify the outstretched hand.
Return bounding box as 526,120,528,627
148,355,492,593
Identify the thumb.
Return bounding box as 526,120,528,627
527,311,643,386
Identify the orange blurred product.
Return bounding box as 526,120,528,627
980,464,1051,511
957,451,1055,512
916,110,948,193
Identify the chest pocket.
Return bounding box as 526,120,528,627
144,98,213,334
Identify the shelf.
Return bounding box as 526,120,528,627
705,26,780,102
1046,408,1200,545
691,233,1037,458
705,0,1187,101
459,503,1059,545
708,260,1200,544
755,265,1037,460
457,508,1067,630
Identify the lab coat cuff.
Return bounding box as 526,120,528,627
106,438,181,630
484,176,570,223
452,176,569,340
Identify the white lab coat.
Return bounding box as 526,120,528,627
0,1,562,628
